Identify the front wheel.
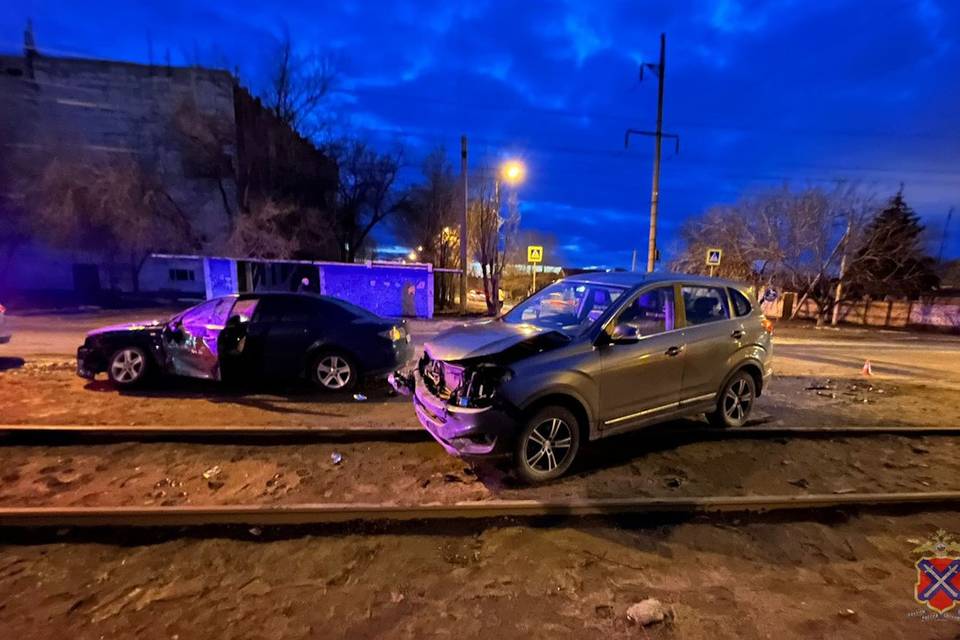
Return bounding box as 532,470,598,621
514,406,581,483
707,370,756,428
107,347,149,387
310,351,358,392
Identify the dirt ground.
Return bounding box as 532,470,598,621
1,511,958,639
2,359,960,429
0,430,955,508
3,312,960,638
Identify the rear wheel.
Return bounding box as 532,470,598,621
107,347,149,387
707,370,756,428
310,351,358,393
514,406,581,483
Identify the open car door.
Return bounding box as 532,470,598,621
165,297,235,380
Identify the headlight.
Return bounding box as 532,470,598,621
452,364,512,408
379,326,405,342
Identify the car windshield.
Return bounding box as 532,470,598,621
502,281,628,335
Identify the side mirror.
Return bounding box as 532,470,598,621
610,322,641,345
225,314,243,328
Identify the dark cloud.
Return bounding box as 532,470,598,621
2,0,958,264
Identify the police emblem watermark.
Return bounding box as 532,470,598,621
907,529,960,622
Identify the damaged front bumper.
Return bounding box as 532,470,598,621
389,370,516,458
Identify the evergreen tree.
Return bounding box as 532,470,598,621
848,190,939,298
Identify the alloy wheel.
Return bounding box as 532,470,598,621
722,377,753,422
110,348,145,384
524,418,574,473
316,355,352,389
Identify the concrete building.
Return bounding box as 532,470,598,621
0,28,336,305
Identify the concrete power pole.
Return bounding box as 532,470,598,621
459,135,469,314
831,218,853,326
625,33,678,273
647,33,666,273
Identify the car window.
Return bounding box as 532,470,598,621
729,288,752,317
179,297,233,330
230,298,259,322
614,286,675,336
256,296,315,323
682,286,730,326
321,296,377,321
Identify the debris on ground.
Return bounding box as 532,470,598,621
248,527,262,536
330,452,343,465
442,469,478,485
816,391,837,399
805,381,835,391
201,465,222,480
626,598,668,626
788,478,810,489
352,393,367,401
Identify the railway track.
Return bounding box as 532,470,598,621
2,491,959,528
2,423,960,441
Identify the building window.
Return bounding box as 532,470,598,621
169,269,196,282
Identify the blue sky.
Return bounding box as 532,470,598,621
2,0,959,266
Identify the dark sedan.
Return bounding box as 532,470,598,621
77,293,412,391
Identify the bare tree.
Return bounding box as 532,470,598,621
394,148,461,307
470,177,520,314
328,139,405,262
227,200,299,259
261,28,337,138
22,153,198,292
672,183,878,324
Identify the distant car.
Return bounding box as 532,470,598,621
391,272,773,482
77,293,412,391
0,303,10,344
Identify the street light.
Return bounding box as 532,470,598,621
500,159,526,186
407,251,418,261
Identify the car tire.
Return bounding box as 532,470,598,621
107,347,149,387
310,350,358,393
707,370,756,428
514,406,581,483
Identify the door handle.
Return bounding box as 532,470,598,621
731,330,745,340
665,345,684,357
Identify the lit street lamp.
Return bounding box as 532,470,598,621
500,160,526,186
493,159,527,311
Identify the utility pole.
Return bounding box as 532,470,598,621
625,33,679,273
648,33,665,274
938,207,954,264
831,218,853,326
459,135,468,314
631,249,637,272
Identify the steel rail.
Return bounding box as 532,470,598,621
2,491,960,528
0,424,423,439
1,423,960,440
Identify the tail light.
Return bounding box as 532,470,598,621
0,304,6,314
761,316,774,334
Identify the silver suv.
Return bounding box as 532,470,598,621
391,272,773,482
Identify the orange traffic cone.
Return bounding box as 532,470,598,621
861,360,873,376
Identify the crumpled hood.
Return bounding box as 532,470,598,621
425,321,562,362
87,320,165,337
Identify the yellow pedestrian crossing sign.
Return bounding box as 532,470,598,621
705,248,722,266
527,245,543,264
